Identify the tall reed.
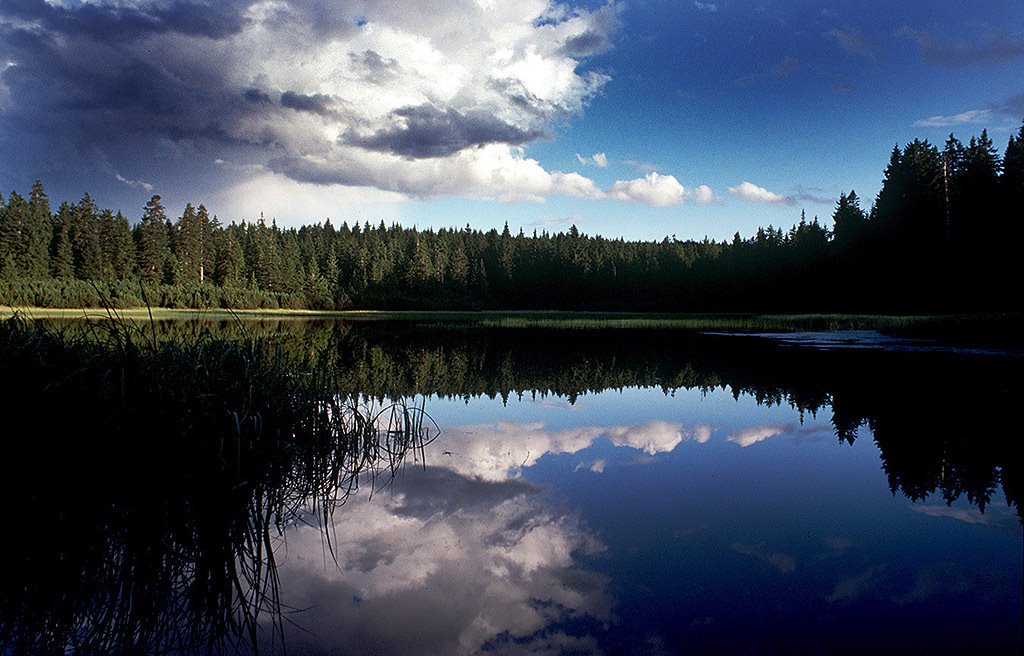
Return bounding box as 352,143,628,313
0,314,435,654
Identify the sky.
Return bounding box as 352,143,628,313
1,0,1022,241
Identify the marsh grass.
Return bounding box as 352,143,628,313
0,313,435,655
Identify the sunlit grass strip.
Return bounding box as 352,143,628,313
6,305,1022,346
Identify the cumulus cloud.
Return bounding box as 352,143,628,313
692,184,715,204
0,0,685,210
727,181,794,205
608,172,687,206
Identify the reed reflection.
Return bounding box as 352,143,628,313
0,319,434,654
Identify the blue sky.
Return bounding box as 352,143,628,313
1,1,1022,241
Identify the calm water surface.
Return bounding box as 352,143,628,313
272,378,1021,654
3,322,1020,654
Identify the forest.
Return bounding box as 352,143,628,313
1,123,1021,312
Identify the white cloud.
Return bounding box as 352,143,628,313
725,425,785,447
692,184,715,204
694,2,718,12
727,180,792,205
115,173,154,193
608,172,687,207
913,109,993,128
576,152,609,167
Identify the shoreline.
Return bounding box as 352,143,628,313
4,305,1022,345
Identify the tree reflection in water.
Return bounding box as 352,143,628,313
286,320,1020,522
2,316,1019,653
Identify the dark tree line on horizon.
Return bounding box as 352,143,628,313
1,123,1022,312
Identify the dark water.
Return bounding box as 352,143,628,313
3,321,1021,654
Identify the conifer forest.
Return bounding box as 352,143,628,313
2,124,1022,313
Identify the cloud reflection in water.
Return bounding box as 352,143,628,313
273,467,610,655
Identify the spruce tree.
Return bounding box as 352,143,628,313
0,191,27,279
50,202,75,279
136,195,170,285
174,203,201,285
26,180,52,279
831,190,866,253
70,193,103,281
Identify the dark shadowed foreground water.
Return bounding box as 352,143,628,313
2,321,1020,655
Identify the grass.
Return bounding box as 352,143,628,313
0,314,436,654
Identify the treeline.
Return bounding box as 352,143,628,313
1,123,1022,311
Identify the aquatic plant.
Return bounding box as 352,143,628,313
0,315,435,654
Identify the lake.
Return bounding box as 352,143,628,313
2,318,1020,654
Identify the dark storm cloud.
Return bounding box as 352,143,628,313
900,27,1024,68
1,2,238,125
280,90,335,116
348,104,547,158
243,88,273,105
0,0,252,42
0,0,620,210
0,0,282,157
